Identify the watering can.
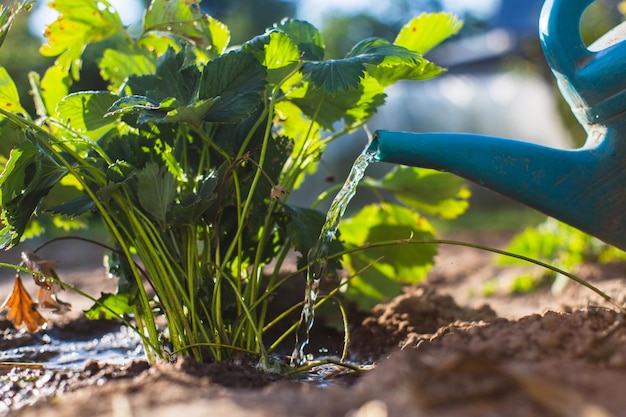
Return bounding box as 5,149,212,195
370,0,626,252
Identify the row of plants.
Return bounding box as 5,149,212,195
0,0,469,365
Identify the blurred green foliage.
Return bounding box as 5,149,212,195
0,11,52,115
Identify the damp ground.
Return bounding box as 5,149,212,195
3,231,626,417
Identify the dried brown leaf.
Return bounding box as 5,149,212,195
1,275,46,332
21,251,71,314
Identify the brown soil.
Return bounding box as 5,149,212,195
4,232,626,417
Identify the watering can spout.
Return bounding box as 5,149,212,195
370,0,626,252
370,129,626,251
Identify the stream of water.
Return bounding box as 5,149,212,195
290,144,377,367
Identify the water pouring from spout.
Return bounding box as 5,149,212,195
290,145,377,367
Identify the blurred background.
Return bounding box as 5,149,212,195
1,0,624,231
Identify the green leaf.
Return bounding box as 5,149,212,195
356,13,462,87
206,15,230,55
123,47,199,104
395,12,463,54
150,47,201,105
57,91,119,135
39,65,70,118
108,94,218,126
171,174,217,226
498,218,609,271
301,38,417,93
84,292,133,320
291,76,385,130
0,139,66,247
157,98,218,125
340,202,437,309
347,38,419,66
99,48,156,90
111,47,209,126
0,226,12,249
301,59,366,94
0,120,26,162
106,95,161,117
199,51,267,123
0,66,27,116
245,31,300,86
273,18,324,61
39,0,125,79
135,162,177,228
367,59,445,87
143,0,229,53
137,32,180,56
45,195,95,217
366,166,471,219
99,133,156,172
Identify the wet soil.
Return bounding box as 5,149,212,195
3,232,626,417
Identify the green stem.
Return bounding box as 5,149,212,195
0,110,162,359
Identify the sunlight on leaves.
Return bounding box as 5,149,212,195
36,66,70,118
366,13,462,87
0,66,27,116
340,203,437,309
143,0,229,53
99,48,156,91
40,0,125,79
206,15,230,55
273,18,325,61
302,39,418,93
137,32,180,56
57,91,119,135
245,31,300,86
84,292,133,319
395,12,463,54
292,75,385,130
365,166,471,219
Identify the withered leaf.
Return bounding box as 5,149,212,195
37,283,71,313
1,274,47,332
21,251,71,314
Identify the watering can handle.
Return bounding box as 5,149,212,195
540,0,626,124
539,0,595,75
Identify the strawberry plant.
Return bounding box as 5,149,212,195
498,217,626,293
0,0,468,365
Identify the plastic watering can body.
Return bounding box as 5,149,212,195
371,0,626,251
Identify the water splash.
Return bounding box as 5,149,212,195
291,144,377,367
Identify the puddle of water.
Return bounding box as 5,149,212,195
0,324,144,370
291,144,376,367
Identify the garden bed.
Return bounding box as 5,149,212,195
3,231,626,417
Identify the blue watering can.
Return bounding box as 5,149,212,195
370,0,626,251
